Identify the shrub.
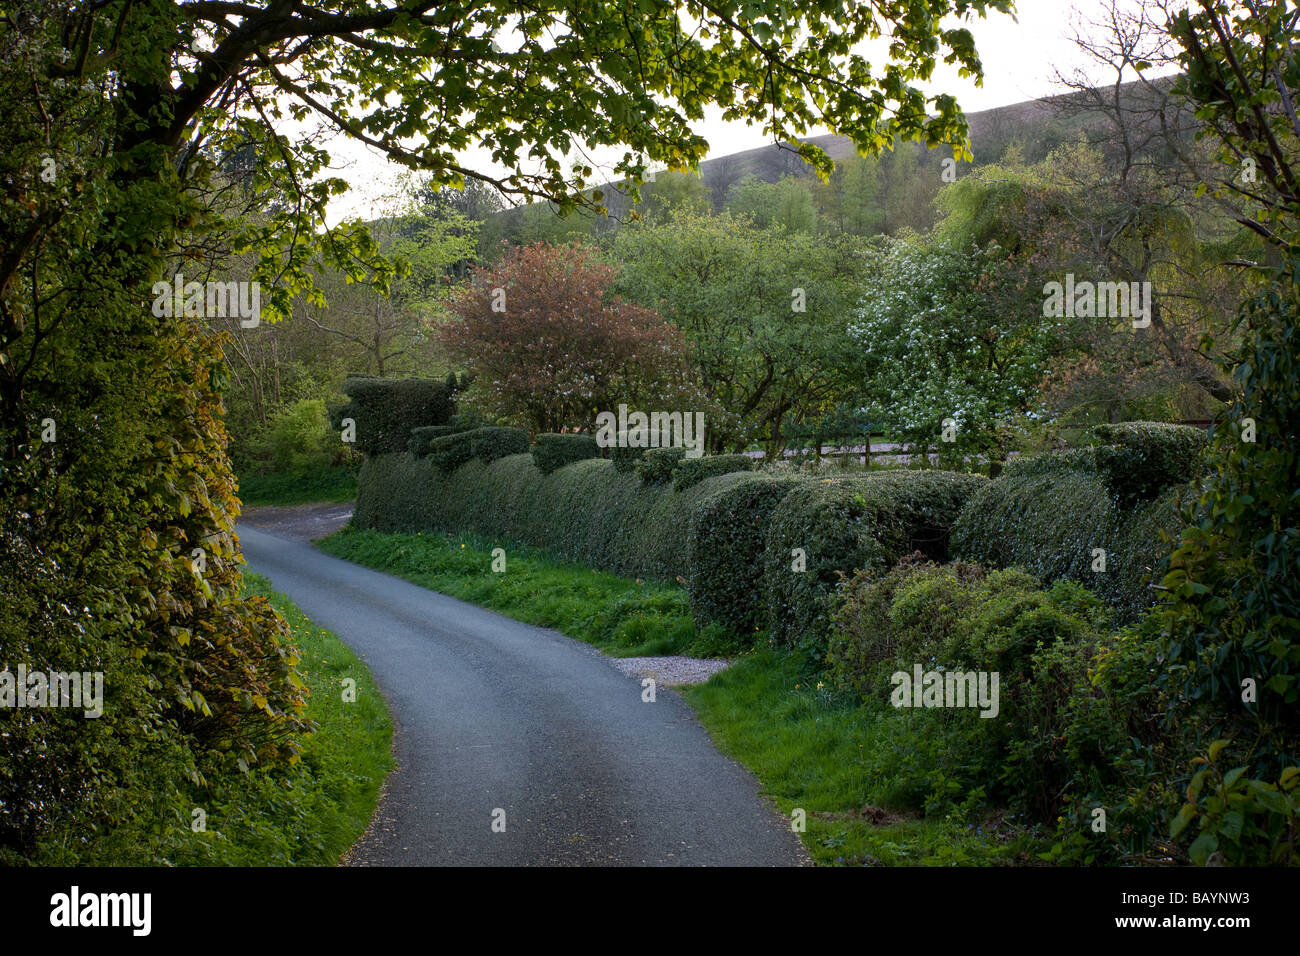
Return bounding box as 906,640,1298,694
762,471,986,647
671,453,754,491
951,450,1187,620
531,433,602,474
264,398,343,474
688,476,802,634
409,424,468,457
829,558,1114,819
329,375,456,456
636,446,687,484
1090,421,1207,505
425,426,530,473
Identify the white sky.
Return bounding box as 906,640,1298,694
312,1,1182,224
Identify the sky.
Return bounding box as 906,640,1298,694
312,1,1182,224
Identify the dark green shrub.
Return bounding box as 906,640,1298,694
762,471,986,646
426,426,529,473
329,375,456,456
671,453,754,491
531,433,602,474
952,450,1187,620
409,424,468,457
636,447,687,484
688,476,802,634
1090,421,1207,505
829,558,1114,819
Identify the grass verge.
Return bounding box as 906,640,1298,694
237,465,358,506
317,525,744,658
684,649,1049,866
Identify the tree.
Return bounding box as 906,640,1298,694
725,175,819,233
847,239,1056,464
614,212,870,454
439,243,707,434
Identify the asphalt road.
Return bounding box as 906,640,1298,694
238,525,808,866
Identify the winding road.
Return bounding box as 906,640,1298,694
238,520,808,866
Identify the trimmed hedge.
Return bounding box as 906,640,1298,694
408,424,468,456
531,433,602,475
425,426,529,473
761,471,987,645
1090,421,1207,505
671,453,754,491
688,476,802,634
951,448,1187,620
636,447,687,484
329,375,456,456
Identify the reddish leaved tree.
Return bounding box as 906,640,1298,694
439,241,711,434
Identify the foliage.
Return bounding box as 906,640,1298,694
951,447,1187,620
423,427,530,473
761,471,986,646
236,465,359,507
671,453,755,491
847,239,1055,462
635,447,687,485
408,423,471,457
688,476,803,634
439,241,707,434
1089,421,1208,506
329,376,457,456
530,433,603,474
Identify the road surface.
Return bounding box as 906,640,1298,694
238,524,808,866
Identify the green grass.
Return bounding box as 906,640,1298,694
684,649,1050,866
318,525,747,659
237,465,358,506
30,572,394,865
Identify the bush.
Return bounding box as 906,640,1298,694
828,559,1115,819
952,449,1187,620
408,424,469,457
636,446,687,484
762,471,986,647
329,376,456,456
671,453,754,491
264,398,344,474
531,433,602,474
688,476,802,634
425,426,529,473
1090,421,1207,505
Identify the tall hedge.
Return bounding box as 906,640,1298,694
423,426,530,472
951,449,1187,620
688,476,802,634
761,471,986,645
329,375,456,456
531,433,602,474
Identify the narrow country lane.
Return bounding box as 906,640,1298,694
238,524,809,866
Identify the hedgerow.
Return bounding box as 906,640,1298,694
424,426,529,473
328,375,456,456
761,471,986,646
671,453,754,491
531,433,602,474
636,446,687,484
688,476,803,634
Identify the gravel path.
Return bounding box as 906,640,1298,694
239,524,807,866
240,501,354,541
607,656,732,685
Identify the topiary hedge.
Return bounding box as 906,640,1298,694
671,453,754,491
1089,421,1207,506
531,433,602,475
329,375,456,456
408,423,469,457
762,471,987,646
688,476,803,634
635,447,687,484
425,426,529,473
951,448,1188,620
